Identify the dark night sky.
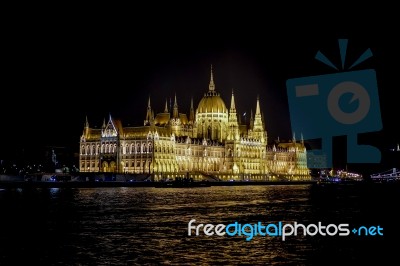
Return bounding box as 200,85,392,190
2,9,399,172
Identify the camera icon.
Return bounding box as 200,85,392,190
287,69,382,168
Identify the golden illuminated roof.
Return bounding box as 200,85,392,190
85,128,102,140
123,126,152,138
197,91,227,114
277,142,306,149
113,119,123,134
155,113,170,126
179,113,188,124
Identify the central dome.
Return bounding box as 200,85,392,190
197,91,227,113
195,65,229,141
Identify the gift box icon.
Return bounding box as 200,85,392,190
286,39,382,168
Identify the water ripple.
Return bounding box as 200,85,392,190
1,184,398,264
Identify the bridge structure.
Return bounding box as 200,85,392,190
370,168,400,182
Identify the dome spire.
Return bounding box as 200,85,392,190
209,64,215,91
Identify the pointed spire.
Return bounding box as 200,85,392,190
252,96,264,135
209,64,215,91
292,132,296,143
164,99,168,113
230,90,236,111
255,95,261,115
145,96,152,124
189,97,195,121
228,90,239,135
85,115,89,128
301,133,304,144
108,113,114,129
102,118,106,129
108,113,114,125
174,93,178,107
173,93,179,118
84,115,90,136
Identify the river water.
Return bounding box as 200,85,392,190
0,184,398,265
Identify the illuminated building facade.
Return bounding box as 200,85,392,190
79,67,310,181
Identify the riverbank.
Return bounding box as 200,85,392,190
0,180,317,189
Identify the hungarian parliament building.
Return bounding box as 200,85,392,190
79,67,310,181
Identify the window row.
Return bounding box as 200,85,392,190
80,142,154,155
81,143,117,155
